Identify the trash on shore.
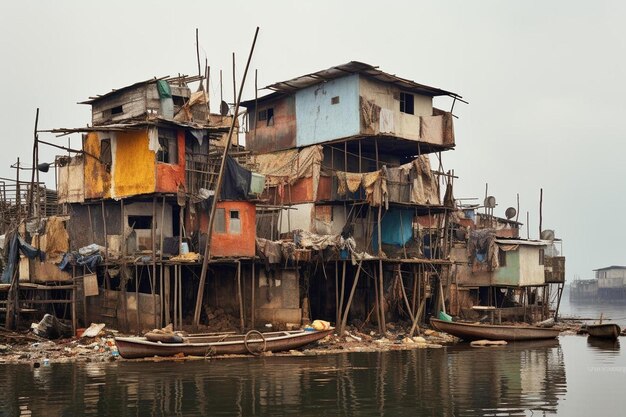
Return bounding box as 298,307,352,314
31,314,73,340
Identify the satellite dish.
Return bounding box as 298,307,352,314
484,196,496,209
37,163,51,173
220,100,229,116
505,207,517,220
540,229,555,241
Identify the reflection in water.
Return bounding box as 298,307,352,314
587,337,620,352
0,341,568,417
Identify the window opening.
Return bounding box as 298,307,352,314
110,105,123,115
400,92,414,114
128,215,152,230
214,208,226,233
100,138,112,168
498,248,507,267
229,210,241,234
157,128,178,164
266,108,274,126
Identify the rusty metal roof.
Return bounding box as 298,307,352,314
264,61,460,98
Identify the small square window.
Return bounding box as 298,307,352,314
258,108,274,126
400,92,414,115
229,210,241,234
214,208,226,233
331,96,340,105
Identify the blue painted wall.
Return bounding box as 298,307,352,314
372,208,414,252
295,74,360,147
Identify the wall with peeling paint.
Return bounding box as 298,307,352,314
156,129,185,193
83,132,112,199
112,130,156,198
295,74,360,147
359,77,432,141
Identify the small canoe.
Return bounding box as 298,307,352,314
430,318,560,342
587,323,621,340
115,328,333,359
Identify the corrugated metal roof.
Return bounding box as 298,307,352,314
265,61,460,97
78,77,166,104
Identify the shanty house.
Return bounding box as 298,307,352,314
243,61,457,154
595,266,626,301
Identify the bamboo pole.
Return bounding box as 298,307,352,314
338,261,346,330
339,260,363,335
152,197,158,328
251,261,255,328
237,260,244,331
193,27,260,328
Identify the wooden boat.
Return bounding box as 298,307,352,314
586,323,621,340
430,318,560,342
115,328,334,359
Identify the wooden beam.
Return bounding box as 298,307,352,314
193,27,260,328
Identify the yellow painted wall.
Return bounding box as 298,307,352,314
112,130,155,197
83,132,111,199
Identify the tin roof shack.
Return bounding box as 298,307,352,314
49,76,264,333
595,266,626,301
245,63,463,334
570,278,599,302
449,205,565,322
242,61,458,154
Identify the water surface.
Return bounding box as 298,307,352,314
1,335,624,417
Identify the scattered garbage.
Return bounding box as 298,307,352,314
31,314,73,340
82,323,106,338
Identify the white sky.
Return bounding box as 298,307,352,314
1,0,625,279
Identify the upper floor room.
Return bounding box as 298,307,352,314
241,62,462,154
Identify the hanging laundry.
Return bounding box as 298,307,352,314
336,171,348,196
345,172,363,193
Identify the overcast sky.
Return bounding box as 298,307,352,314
1,0,624,279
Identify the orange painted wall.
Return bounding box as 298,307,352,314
262,176,332,205
196,201,256,258
112,130,156,198
156,130,185,193
83,132,111,199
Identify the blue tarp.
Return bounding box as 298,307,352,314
372,208,413,253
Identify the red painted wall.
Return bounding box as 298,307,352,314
197,201,256,258
156,129,186,193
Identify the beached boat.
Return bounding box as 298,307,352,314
586,323,621,340
115,328,334,359
430,318,560,342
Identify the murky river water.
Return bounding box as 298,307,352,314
1,294,624,417
1,336,624,417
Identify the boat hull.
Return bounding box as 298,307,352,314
430,318,560,342
115,329,333,359
587,324,621,340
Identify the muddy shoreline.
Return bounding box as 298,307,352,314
0,320,586,365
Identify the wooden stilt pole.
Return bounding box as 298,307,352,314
193,27,260,329
251,261,255,329
340,260,363,335
237,261,244,331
